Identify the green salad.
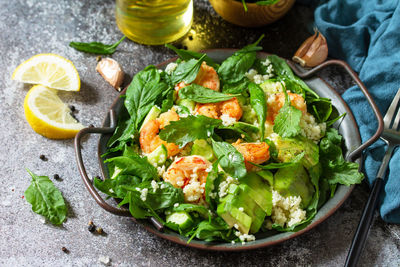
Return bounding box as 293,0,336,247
95,37,364,244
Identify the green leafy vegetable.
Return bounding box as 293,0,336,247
108,66,167,149
69,36,126,55
267,55,318,98
165,44,217,68
159,115,222,147
171,55,206,84
212,140,247,179
105,154,158,182
273,90,302,137
249,82,267,138
24,169,67,225
252,152,304,169
172,203,210,219
188,217,233,243
205,158,223,210
218,35,264,84
221,77,250,94
319,128,364,186
178,84,240,103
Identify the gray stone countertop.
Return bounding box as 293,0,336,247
0,0,399,266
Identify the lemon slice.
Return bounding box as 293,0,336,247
24,85,84,139
12,54,80,91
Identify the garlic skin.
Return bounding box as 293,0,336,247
96,58,124,90
293,30,328,67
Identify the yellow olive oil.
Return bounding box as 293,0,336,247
116,0,193,45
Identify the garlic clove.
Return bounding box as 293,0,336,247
96,57,124,90
293,30,328,67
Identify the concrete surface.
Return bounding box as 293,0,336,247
0,0,399,266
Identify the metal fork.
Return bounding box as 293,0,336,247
345,88,400,267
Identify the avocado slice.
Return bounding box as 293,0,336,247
176,98,195,112
217,183,267,234
139,105,161,132
274,163,315,207
240,172,272,216
191,139,216,162
275,135,319,169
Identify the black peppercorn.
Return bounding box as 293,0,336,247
54,174,61,180
88,224,96,232
39,155,47,161
61,247,68,253
69,105,76,112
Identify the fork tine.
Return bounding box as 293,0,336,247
384,88,400,128
392,102,400,130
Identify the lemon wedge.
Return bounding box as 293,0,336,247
12,54,80,91
24,85,84,139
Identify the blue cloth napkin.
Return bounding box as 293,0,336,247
308,0,400,223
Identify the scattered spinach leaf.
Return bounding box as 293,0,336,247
24,169,67,225
171,54,206,84
69,36,126,55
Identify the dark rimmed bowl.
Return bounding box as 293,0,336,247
76,50,382,251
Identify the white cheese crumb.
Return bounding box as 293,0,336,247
151,180,159,192
165,62,178,75
220,113,237,126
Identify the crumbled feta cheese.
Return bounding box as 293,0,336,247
220,113,237,126
140,188,148,201
165,62,178,75
151,180,159,192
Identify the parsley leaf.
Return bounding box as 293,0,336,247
24,169,67,225
273,90,302,138
178,84,240,103
159,115,222,148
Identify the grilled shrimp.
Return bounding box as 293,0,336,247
232,140,270,171
163,155,212,203
195,97,243,122
267,92,307,123
139,108,181,157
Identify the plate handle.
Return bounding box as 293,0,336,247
286,59,384,161
73,109,164,231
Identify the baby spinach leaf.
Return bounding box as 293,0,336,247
159,115,222,147
273,90,302,138
165,44,217,68
188,217,233,243
249,82,267,138
94,175,140,199
170,55,206,85
218,35,264,84
216,121,259,142
125,65,168,130
178,84,240,103
24,169,67,225
222,77,250,94
69,36,126,55
211,140,247,179
105,153,158,182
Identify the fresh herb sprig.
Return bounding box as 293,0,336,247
69,36,126,55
